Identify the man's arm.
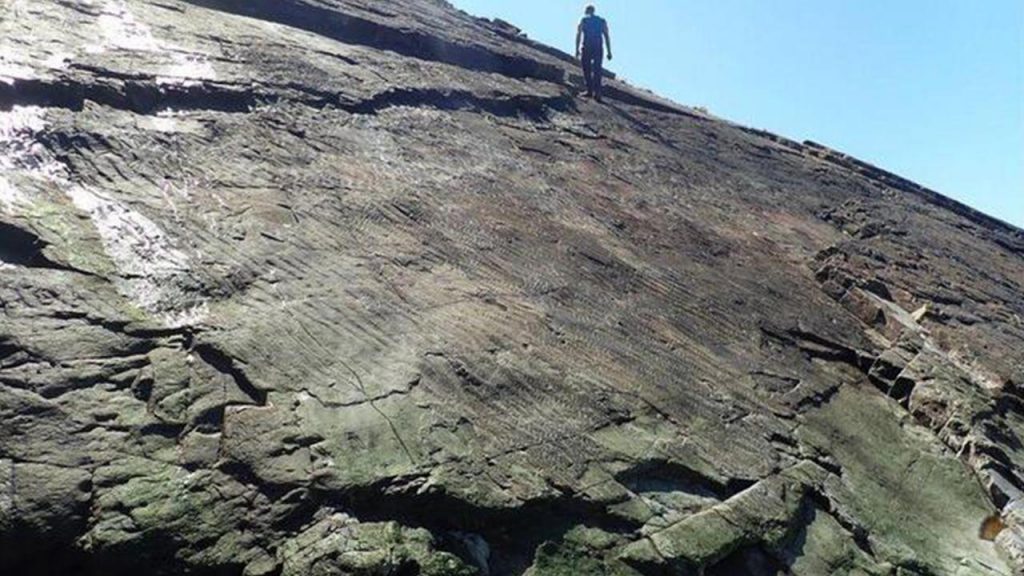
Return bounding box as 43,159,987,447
604,21,612,60
575,22,583,58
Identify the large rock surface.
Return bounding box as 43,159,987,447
2,1,1023,575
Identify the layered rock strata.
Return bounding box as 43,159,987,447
2,1,1023,575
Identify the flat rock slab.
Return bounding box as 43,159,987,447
1,1,1023,575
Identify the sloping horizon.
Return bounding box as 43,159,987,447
455,0,1024,229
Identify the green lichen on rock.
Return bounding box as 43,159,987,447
20,195,120,278
279,515,475,576
781,505,892,576
526,527,640,576
797,387,1005,575
84,461,252,566
620,461,824,571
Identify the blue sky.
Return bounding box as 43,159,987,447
453,1,1024,228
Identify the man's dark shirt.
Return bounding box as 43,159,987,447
580,14,606,51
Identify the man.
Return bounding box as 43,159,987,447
575,5,612,102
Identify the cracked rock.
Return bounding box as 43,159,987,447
2,1,1023,575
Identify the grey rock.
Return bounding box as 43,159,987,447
1,1,1023,575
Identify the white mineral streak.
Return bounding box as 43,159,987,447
157,55,217,87
88,1,161,53
0,178,27,213
65,185,190,278
0,106,50,170
0,60,35,85
88,0,216,86
0,107,207,326
42,52,74,70
162,301,211,330
0,106,48,212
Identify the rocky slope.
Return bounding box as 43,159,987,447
2,1,1024,575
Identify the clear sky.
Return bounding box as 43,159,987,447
453,0,1024,229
